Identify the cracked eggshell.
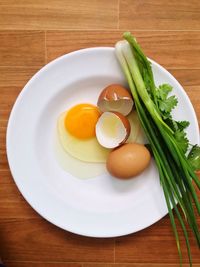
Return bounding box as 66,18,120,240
97,84,134,116
95,111,131,149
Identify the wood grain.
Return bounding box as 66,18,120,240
0,1,200,266
0,63,199,266
0,67,41,122
4,264,200,267
5,263,82,267
84,264,200,267
119,0,200,30
0,67,41,86
0,31,45,66
46,30,120,62
0,0,118,30
46,30,200,69
0,218,114,262
169,69,200,86
0,125,8,170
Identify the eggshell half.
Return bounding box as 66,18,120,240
95,111,130,149
97,84,134,116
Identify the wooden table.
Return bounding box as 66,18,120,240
0,1,200,266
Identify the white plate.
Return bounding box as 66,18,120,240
6,47,199,237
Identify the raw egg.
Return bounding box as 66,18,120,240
65,103,100,139
57,104,110,163
106,143,151,179
56,100,147,179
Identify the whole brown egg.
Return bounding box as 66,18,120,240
106,143,151,179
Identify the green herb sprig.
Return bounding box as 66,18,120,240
115,32,200,266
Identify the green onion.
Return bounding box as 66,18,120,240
115,32,200,267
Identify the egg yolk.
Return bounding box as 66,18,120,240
64,104,101,139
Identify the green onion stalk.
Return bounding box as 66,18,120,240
115,32,200,266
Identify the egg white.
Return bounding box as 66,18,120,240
127,110,147,144
54,133,107,179
57,111,110,163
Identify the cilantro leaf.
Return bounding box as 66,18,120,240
158,95,178,114
164,118,190,132
156,84,173,100
164,117,176,129
174,130,189,153
155,84,178,117
155,83,190,154
176,120,190,131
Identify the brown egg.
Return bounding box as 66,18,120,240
97,84,134,116
106,143,151,179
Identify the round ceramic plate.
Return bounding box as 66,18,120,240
6,47,199,237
